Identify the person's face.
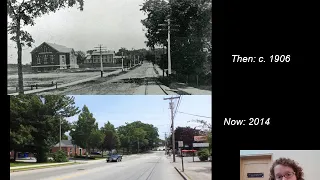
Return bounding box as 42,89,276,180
274,164,297,180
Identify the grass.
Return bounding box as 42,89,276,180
10,162,55,167
10,162,79,172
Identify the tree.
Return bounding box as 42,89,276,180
75,51,86,64
62,134,69,140
10,95,80,163
168,126,200,149
7,0,84,94
188,119,212,152
10,95,34,161
117,121,159,154
101,121,119,154
88,129,103,153
140,0,212,76
70,105,97,157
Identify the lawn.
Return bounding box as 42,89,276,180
7,68,120,94
10,162,54,167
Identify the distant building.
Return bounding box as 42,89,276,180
51,140,86,157
30,42,79,72
84,50,117,64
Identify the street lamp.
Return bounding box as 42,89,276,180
59,116,62,150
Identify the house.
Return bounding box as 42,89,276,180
240,150,320,180
30,42,79,72
84,50,117,65
51,140,86,157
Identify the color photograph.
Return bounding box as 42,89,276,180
240,150,320,180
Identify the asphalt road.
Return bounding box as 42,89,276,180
36,62,166,95
10,151,183,180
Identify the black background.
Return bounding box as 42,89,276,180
4,0,320,179
213,0,319,179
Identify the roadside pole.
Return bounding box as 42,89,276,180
121,52,124,71
59,116,61,150
94,44,107,77
181,149,184,172
164,96,180,162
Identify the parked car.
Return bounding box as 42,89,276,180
106,154,122,162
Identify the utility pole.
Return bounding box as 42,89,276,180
94,44,107,77
121,52,124,71
137,139,139,154
164,96,180,162
59,116,61,150
164,132,167,154
158,20,179,76
167,18,171,75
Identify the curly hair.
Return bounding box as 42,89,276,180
269,158,304,180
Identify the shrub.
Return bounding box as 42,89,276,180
52,150,69,162
74,155,95,160
198,149,209,161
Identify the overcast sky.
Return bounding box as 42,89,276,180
8,0,149,64
66,95,212,140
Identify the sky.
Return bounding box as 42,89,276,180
8,0,149,65
66,95,212,140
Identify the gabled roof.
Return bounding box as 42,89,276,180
53,140,74,147
91,50,114,56
31,42,73,53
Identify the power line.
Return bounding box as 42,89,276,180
177,111,211,118
173,95,182,120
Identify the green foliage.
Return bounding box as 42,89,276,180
198,148,209,161
10,95,79,163
53,150,69,162
70,105,97,153
74,156,95,160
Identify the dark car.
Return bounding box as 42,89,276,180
106,154,122,162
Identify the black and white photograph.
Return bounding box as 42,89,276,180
7,0,212,95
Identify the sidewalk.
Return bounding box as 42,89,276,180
168,156,212,180
153,65,211,95
8,69,123,95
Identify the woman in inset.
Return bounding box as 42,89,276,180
269,157,305,180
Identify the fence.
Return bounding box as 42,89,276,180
8,81,59,93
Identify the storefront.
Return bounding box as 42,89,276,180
240,150,320,180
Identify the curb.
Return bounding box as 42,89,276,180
10,162,77,172
174,167,190,180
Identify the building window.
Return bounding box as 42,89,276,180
43,46,46,52
51,55,54,63
44,55,48,64
37,55,41,64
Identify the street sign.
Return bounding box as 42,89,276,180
178,141,183,147
193,143,209,147
194,136,207,142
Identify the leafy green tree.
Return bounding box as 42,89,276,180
10,95,34,161
88,129,103,153
189,119,212,152
70,105,97,157
7,0,84,94
101,121,120,154
62,134,69,140
10,95,79,163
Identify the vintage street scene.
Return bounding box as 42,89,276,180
10,95,212,180
7,0,212,95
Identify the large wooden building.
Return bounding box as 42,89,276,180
84,50,119,64
30,42,79,72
